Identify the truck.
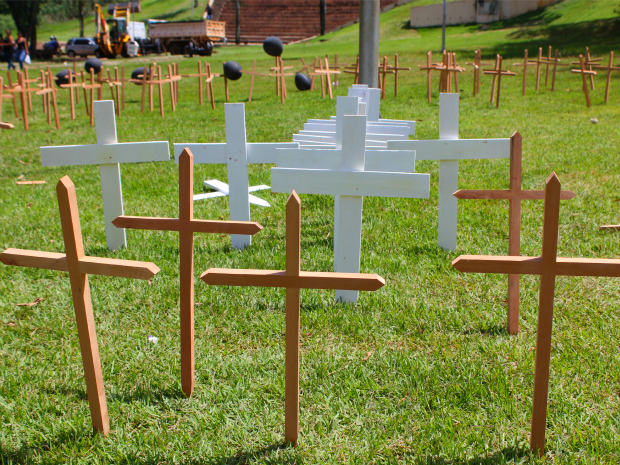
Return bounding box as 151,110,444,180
147,19,226,56
94,3,139,58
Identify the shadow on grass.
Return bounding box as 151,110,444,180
108,385,187,404
408,445,531,464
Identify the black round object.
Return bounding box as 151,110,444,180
294,73,312,91
131,66,149,85
263,36,283,57
84,57,102,75
55,69,71,88
223,61,243,81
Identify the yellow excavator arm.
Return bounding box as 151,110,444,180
94,3,113,56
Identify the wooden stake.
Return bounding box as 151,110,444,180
206,63,216,110
4,71,20,118
483,56,517,108
112,149,263,397
0,176,160,434
595,51,620,104
571,54,596,108
74,62,80,104
121,66,125,109
200,191,385,445
158,65,164,116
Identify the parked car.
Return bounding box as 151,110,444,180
65,37,99,57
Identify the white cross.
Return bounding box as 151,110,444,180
293,96,410,148
388,93,511,251
272,114,430,304
174,103,298,249
194,179,271,207
40,100,170,251
347,84,416,134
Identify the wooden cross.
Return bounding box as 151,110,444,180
146,64,181,116
595,51,620,104
571,54,597,108
378,55,395,100
513,49,531,96
104,68,123,117
312,57,340,100
205,63,218,109
35,71,61,130
241,59,268,102
82,69,102,126
3,71,20,119
174,103,298,249
483,55,517,108
298,57,318,91
388,93,511,251
542,47,568,92
269,56,294,103
0,77,13,130
113,148,263,397
465,50,482,97
572,47,600,90
343,56,360,85
6,72,39,130
452,172,620,457
201,191,385,445
390,54,410,97
22,68,38,112
0,175,160,435
182,61,210,105
453,131,576,334
60,69,81,120
419,51,443,103
273,113,429,304
40,100,170,251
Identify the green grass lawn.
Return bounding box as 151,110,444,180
1,1,620,463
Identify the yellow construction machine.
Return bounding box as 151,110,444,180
94,3,139,58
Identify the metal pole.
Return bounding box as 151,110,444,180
441,0,446,52
359,0,380,88
320,0,326,36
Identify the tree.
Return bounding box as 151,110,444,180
5,0,43,54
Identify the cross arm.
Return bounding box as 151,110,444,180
0,122,14,130
453,190,576,200
571,69,597,75
1,248,159,280
40,141,170,166
452,255,620,278
201,269,385,291
112,216,263,235
388,139,510,161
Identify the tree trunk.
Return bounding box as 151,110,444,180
6,1,41,55
320,0,326,36
79,1,85,38
235,0,240,45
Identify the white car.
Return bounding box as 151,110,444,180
65,37,99,58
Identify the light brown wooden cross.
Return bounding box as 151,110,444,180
298,57,318,90
390,54,410,97
182,61,210,105
104,68,123,116
271,56,294,98
543,48,568,92
60,69,81,120
571,54,597,108
483,56,517,108
35,71,60,129
6,72,35,130
82,69,102,125
312,57,340,100
513,49,531,96
270,56,295,103
595,51,620,104
112,148,263,397
419,51,443,103
0,175,160,435
201,191,385,446
572,47,601,90
378,55,395,100
22,68,38,112
147,65,181,116
454,132,576,334
465,50,482,97
241,59,268,102
453,172,620,457
343,56,360,85
204,63,218,109
3,71,20,118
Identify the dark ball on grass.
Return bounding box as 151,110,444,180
131,66,149,84
55,69,71,88
84,58,102,75
263,36,283,57
223,61,243,81
295,73,312,91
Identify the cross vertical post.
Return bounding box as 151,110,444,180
438,93,459,251
507,132,522,333
285,192,301,445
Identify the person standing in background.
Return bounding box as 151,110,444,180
4,29,16,70
15,31,28,70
